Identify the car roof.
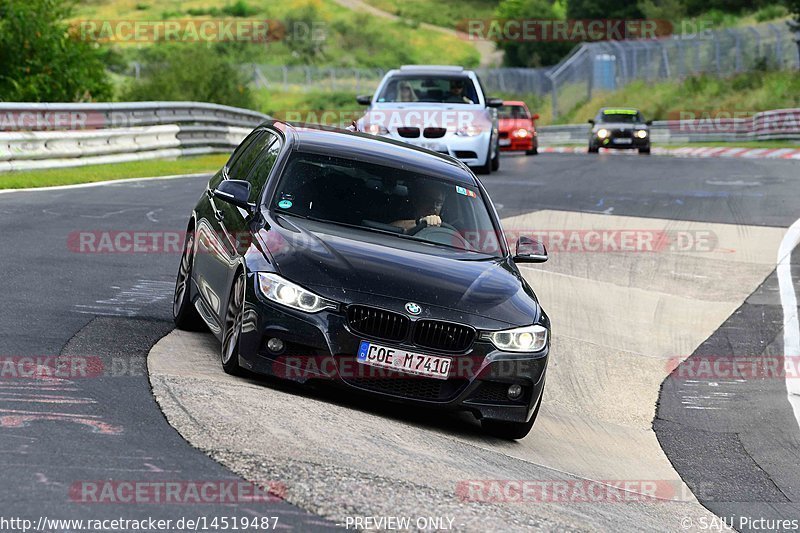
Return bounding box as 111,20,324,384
264,120,478,185
599,107,641,114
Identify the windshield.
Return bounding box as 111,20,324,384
597,110,644,123
498,105,530,119
376,75,479,104
271,152,503,257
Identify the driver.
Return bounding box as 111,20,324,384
444,79,473,104
391,181,446,232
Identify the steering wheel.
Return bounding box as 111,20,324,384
406,220,458,236
406,222,474,251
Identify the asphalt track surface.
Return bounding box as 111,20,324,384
2,152,799,531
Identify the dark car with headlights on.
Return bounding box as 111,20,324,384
588,107,652,154
172,121,550,439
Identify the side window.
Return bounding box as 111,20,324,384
227,131,270,180
245,132,282,203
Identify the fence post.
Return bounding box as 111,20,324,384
548,75,558,120
768,24,784,68
282,66,288,91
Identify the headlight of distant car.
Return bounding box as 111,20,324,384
482,324,548,353
512,128,530,138
364,123,388,135
635,129,648,138
456,125,483,137
596,128,609,139
257,273,336,313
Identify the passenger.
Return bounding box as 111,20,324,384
397,81,418,102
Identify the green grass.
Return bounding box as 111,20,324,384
0,154,228,189
72,0,480,71
363,0,499,29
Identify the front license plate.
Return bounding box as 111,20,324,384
499,139,511,146
357,341,452,380
411,141,446,152
613,138,632,144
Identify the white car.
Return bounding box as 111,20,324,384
356,65,502,174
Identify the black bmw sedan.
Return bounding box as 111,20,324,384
588,107,652,154
173,120,550,439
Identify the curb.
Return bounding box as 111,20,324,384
539,146,800,160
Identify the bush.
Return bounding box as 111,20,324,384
121,43,255,109
0,0,112,101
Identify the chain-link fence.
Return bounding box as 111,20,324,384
547,22,799,118
246,65,554,97
127,22,798,120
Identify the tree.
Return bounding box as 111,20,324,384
567,0,644,19
122,43,255,109
0,0,112,101
493,0,574,67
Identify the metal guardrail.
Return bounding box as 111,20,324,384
538,108,800,145
0,101,268,131
1,102,797,172
0,102,268,172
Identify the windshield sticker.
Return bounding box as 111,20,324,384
603,109,637,115
278,199,293,209
455,186,477,198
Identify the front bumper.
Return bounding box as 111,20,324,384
238,295,548,424
499,133,535,151
591,133,649,150
380,131,491,167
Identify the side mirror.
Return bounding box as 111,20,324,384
588,119,595,125
532,113,540,120
486,98,504,108
356,95,372,105
645,119,653,126
212,179,254,212
513,236,548,263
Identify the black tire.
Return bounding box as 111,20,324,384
221,271,247,376
491,143,500,171
173,230,206,331
473,149,492,175
639,147,651,154
588,145,599,153
525,147,538,156
481,388,543,440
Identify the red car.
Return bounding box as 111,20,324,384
498,101,539,155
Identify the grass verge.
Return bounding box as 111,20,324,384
0,154,228,190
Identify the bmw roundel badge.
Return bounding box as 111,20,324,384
405,302,422,315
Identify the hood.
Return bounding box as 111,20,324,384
594,122,648,130
360,103,492,131
259,216,540,327
499,118,533,131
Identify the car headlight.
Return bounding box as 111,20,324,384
364,123,388,135
257,273,336,313
456,125,483,137
635,129,648,138
483,324,548,353
513,128,529,138
596,128,609,139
